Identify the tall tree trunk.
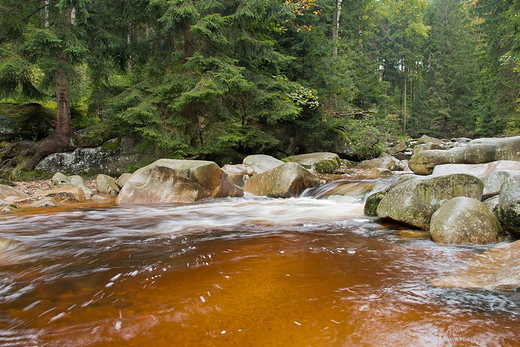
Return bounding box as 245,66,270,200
26,66,74,169
332,0,342,60
403,66,407,135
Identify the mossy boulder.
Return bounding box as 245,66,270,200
497,175,520,237
363,176,415,216
282,152,341,174
117,159,243,204
377,174,483,230
243,162,321,198
430,197,504,244
408,147,465,175
464,136,520,164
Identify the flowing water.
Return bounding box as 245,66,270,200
0,180,518,346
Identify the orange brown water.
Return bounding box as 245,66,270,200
0,194,518,346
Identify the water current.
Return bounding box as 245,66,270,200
0,180,518,346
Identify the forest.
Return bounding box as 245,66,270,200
0,0,518,169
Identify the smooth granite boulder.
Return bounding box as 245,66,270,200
243,154,284,174
243,162,321,198
430,197,504,244
408,147,465,175
377,174,483,230
117,159,243,204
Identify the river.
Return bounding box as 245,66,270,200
0,180,518,346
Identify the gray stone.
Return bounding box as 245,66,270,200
483,195,500,217
464,136,520,164
283,152,341,174
50,172,92,199
243,162,321,198
243,154,284,174
364,175,416,216
417,135,444,145
357,154,406,171
117,159,243,204
36,139,141,176
222,164,255,187
431,241,520,291
116,173,133,188
497,175,520,237
377,174,483,230
96,174,120,196
432,161,520,198
408,147,465,175
430,197,504,244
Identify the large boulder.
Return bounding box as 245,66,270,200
243,162,321,198
432,161,520,198
417,135,444,145
0,184,28,200
243,154,284,174
431,240,520,291
377,174,483,230
117,159,243,204
364,175,416,216
430,197,504,244
408,147,465,175
357,153,406,172
497,175,520,237
283,152,341,174
464,136,520,164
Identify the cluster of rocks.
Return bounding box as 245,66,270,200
0,172,127,212
365,135,519,244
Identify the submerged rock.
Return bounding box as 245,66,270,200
243,162,321,198
117,159,243,204
430,197,504,245
243,154,284,174
497,175,520,237
431,241,520,291
377,174,483,230
283,152,341,174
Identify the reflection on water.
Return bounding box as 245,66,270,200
0,194,518,346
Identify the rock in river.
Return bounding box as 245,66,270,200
117,159,243,204
376,174,483,230
430,197,504,245
283,152,341,174
497,175,520,237
243,162,321,198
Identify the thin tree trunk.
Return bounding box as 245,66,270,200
403,67,407,135
332,0,342,60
